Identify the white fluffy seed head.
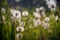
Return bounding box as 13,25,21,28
16,33,23,39
33,12,41,18
11,9,21,19
1,8,5,13
16,26,24,32
22,11,28,16
39,7,46,17
11,9,15,13
42,21,50,29
35,8,40,12
19,22,25,27
33,18,41,27
55,15,58,21
44,17,50,22
2,15,5,21
46,0,56,11
39,7,45,11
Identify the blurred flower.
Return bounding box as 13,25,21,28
48,3,56,11
1,8,5,13
55,15,58,21
46,0,56,11
22,11,29,16
16,33,23,39
41,11,46,17
35,8,40,12
39,7,46,17
39,6,45,11
19,22,25,27
33,12,41,18
42,21,50,29
16,26,24,32
11,9,21,19
2,15,5,21
33,18,41,27
11,9,15,13
44,17,50,22
2,16,6,24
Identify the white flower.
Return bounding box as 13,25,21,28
39,6,45,11
48,3,56,11
2,15,6,24
22,11,28,16
55,15,58,21
42,21,50,29
19,22,25,27
1,8,5,13
11,9,21,19
10,9,15,13
2,15,5,21
33,18,41,27
35,8,40,12
39,7,46,17
44,17,50,22
41,11,46,17
16,26,24,32
16,33,23,39
46,0,56,11
33,12,41,18
16,26,21,32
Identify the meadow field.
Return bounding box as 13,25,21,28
0,0,60,40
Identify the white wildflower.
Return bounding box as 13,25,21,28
2,15,5,21
44,17,50,22
2,15,6,24
22,11,29,16
39,6,45,11
10,9,15,13
16,26,24,32
11,9,21,19
1,8,5,13
33,12,41,18
42,21,50,29
35,8,40,12
48,3,56,11
33,18,41,27
19,22,25,27
39,7,46,17
16,33,23,39
46,0,56,11
41,11,46,17
55,15,58,21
